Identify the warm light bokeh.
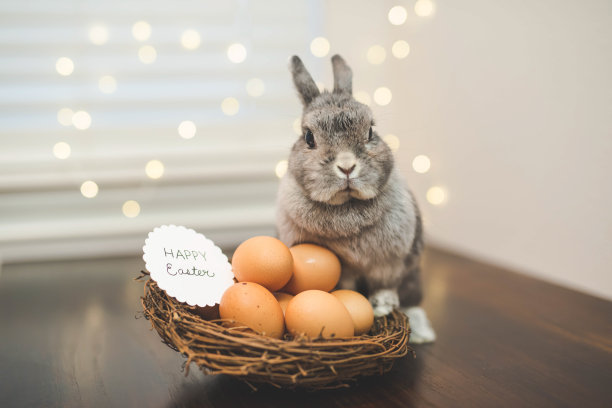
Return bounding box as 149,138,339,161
310,37,330,57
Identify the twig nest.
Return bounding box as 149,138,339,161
140,273,413,390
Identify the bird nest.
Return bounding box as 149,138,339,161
138,271,413,390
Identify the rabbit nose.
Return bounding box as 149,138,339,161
335,151,358,178
337,164,356,175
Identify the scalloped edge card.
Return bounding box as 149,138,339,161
143,225,235,307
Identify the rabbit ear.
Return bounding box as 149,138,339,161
332,54,352,95
290,55,320,107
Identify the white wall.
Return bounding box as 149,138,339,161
324,0,612,299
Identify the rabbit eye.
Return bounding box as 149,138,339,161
368,126,373,142
304,129,316,149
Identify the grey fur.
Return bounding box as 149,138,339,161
277,55,424,313
331,55,352,95
290,55,320,107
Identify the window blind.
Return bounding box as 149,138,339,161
0,0,324,262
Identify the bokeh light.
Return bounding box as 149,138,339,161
426,186,447,205
383,134,400,152
227,43,247,63
57,108,74,126
72,110,91,130
80,181,99,198
373,87,392,106
388,6,408,25
132,21,151,41
122,200,141,217
145,160,164,179
310,37,330,57
366,45,386,65
392,40,411,59
178,120,196,139
98,75,117,94
221,97,239,116
53,142,71,159
275,160,288,178
56,57,74,76
138,45,157,64
415,0,435,17
89,25,109,45
412,155,431,173
246,78,265,97
181,29,201,50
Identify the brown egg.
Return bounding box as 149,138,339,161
332,290,374,335
273,292,294,316
219,282,285,339
285,290,354,339
231,236,293,292
283,244,341,295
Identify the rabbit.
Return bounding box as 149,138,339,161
276,55,435,343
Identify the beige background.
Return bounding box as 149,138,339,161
324,0,612,300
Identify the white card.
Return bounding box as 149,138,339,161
143,225,235,307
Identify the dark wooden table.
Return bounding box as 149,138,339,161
1,247,610,407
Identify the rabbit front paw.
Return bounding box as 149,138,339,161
369,289,399,317
402,306,436,343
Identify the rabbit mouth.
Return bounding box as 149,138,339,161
324,180,377,204
341,180,356,195
308,176,378,205
327,189,352,205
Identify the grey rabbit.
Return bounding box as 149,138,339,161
276,55,435,343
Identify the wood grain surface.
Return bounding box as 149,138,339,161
1,247,610,407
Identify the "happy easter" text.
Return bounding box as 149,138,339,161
163,247,214,277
